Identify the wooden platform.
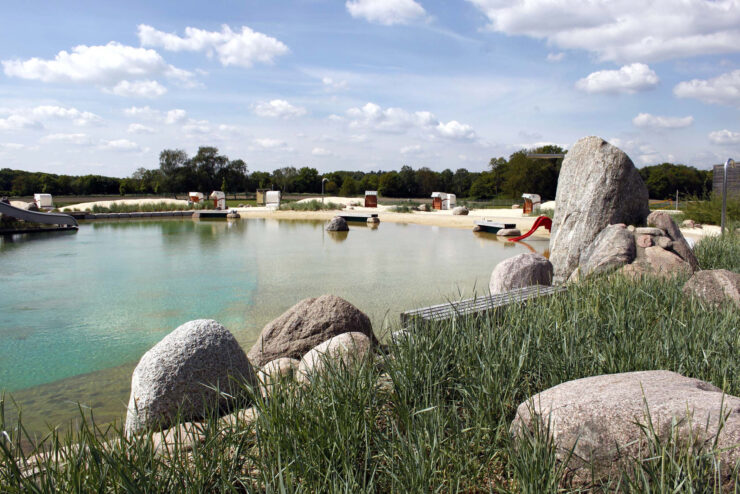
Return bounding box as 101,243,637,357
474,221,516,234
400,285,565,324
338,212,379,222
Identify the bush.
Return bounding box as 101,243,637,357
683,194,740,225
279,200,344,211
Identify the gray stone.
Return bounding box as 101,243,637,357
572,224,635,281
219,407,258,430
366,216,379,224
452,206,469,215
510,370,740,484
622,246,692,279
549,136,650,283
326,216,349,231
647,211,699,272
655,236,673,249
681,219,696,228
472,225,482,232
296,332,372,383
417,204,430,212
636,234,653,248
683,269,740,307
489,253,553,294
635,227,665,236
247,295,376,368
496,228,521,237
125,319,256,435
256,357,299,397
150,421,205,455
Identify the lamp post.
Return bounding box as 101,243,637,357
721,158,736,235
322,178,329,203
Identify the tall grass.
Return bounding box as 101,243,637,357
279,200,344,211
1,236,738,492
683,194,740,225
86,202,207,213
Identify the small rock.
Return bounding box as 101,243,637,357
634,227,665,236
452,206,469,215
472,225,482,232
367,216,379,224
125,319,256,435
636,234,653,248
375,373,394,394
417,204,430,212
510,370,740,484
511,204,520,209
681,219,695,228
627,225,635,232
226,212,240,219
219,407,259,429
496,228,521,237
256,357,299,397
654,236,672,249
296,332,372,383
682,269,740,307
326,216,349,231
489,253,553,294
647,211,699,272
247,295,376,368
150,422,205,455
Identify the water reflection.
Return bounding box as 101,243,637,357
327,230,349,243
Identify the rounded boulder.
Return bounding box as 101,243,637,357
489,253,553,294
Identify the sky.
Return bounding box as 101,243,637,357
1,0,739,178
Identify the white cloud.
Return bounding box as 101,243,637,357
165,109,187,124
138,24,289,68
41,133,90,144
127,123,156,134
400,144,423,155
106,80,167,98
2,42,192,93
124,106,158,118
466,0,740,63
0,142,26,150
311,147,333,156
708,129,740,145
673,70,740,107
0,105,100,131
101,139,140,151
0,114,42,131
546,52,565,62
346,102,477,140
346,0,427,25
322,77,348,90
254,99,307,119
632,113,694,129
576,63,659,94
182,119,210,134
251,138,293,151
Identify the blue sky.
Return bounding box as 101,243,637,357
1,0,739,177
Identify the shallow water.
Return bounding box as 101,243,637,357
1,217,547,434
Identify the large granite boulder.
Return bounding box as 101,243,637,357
248,295,375,368
647,211,699,272
570,224,636,281
510,371,740,484
326,216,349,231
683,269,740,307
125,320,256,435
549,137,650,283
296,332,372,383
489,253,553,294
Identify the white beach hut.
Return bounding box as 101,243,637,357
189,192,205,203
443,193,456,210
431,192,446,210
33,193,53,210
521,193,541,214
210,191,226,210
265,190,281,209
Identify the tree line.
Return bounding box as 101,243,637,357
1,145,713,200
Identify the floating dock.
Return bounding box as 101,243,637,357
338,212,379,222
474,221,516,234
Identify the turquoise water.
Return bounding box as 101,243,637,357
1,218,546,431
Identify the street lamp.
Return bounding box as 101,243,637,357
721,158,736,235
322,178,329,203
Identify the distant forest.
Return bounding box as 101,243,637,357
1,145,713,201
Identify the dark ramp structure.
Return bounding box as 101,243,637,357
0,201,78,229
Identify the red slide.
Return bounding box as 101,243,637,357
508,215,552,242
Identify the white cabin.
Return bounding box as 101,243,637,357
33,193,53,210
265,190,281,209
210,191,226,210
189,192,205,203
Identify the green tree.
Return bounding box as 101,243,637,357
294,167,320,193
378,171,403,197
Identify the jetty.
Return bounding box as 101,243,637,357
0,201,78,234
338,212,379,222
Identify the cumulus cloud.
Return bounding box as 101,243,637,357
673,70,740,107
465,0,740,63
101,139,141,151
251,138,293,151
2,42,192,95
254,99,307,119
41,133,90,144
708,129,740,145
546,52,565,62
632,113,694,129
322,77,348,90
165,109,187,124
346,102,477,141
182,119,210,134
106,80,167,98
576,63,659,94
311,147,333,156
346,0,426,25
0,114,42,131
138,24,289,68
400,144,423,155
127,123,156,134
0,105,101,131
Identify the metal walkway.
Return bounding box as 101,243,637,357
0,201,78,227
401,285,565,324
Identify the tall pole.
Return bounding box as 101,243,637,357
721,158,735,235
322,178,329,204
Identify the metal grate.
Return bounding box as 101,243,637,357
400,284,566,324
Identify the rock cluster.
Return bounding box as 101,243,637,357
683,269,740,307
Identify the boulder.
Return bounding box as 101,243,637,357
571,224,635,281
682,269,740,307
682,219,696,228
636,234,653,248
417,204,430,212
366,216,380,224
256,357,299,397
248,295,375,368
510,370,740,484
296,332,372,383
496,228,521,237
549,137,650,283
326,216,349,231
452,206,469,215
655,236,673,249
622,246,692,279
647,211,699,272
472,225,482,232
150,421,205,455
634,227,665,236
489,253,553,294
125,319,256,435
219,406,258,429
